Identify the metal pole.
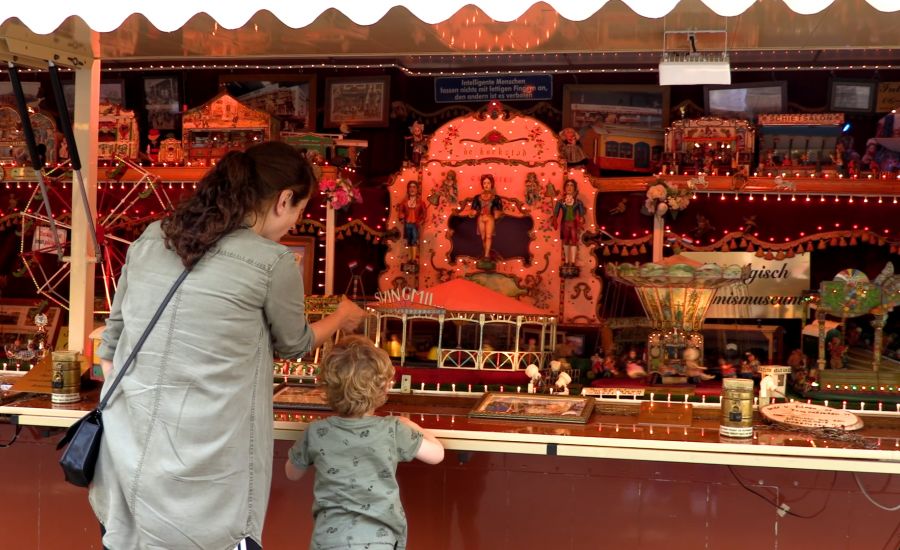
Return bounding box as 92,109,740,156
7,62,63,260
47,60,101,261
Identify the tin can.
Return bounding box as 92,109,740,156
720,378,754,438
51,351,82,404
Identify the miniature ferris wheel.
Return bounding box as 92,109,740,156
17,157,173,313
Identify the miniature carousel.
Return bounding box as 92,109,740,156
605,256,750,384
367,279,556,388
802,265,900,404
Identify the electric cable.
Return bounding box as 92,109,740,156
0,423,22,448
854,473,900,512
728,466,834,519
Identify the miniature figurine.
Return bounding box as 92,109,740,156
430,169,458,206
718,357,736,378
525,363,542,394
145,128,160,164
552,179,586,267
607,197,628,215
758,371,782,405
683,346,714,382
385,334,403,358
861,139,880,174
739,351,761,380
690,214,715,240
468,174,503,260
558,127,588,167
827,337,847,369
398,181,427,266
623,348,647,379
603,356,619,378
406,121,428,166
524,172,542,205
554,371,572,395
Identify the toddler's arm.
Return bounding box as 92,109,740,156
284,459,307,481
397,416,445,465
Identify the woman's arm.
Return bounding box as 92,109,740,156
309,298,367,349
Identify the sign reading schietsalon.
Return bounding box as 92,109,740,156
682,252,810,319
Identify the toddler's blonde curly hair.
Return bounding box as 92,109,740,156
320,335,395,417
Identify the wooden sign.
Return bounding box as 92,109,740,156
876,82,900,113
760,402,863,431
637,401,693,427
582,387,645,397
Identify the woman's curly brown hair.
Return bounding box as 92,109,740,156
162,141,316,269
320,335,395,417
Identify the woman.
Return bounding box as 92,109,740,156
469,174,502,259
91,141,366,550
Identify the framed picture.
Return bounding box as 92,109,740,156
469,392,595,424
143,76,180,130
63,81,125,113
704,81,787,120
0,81,40,105
563,84,669,131
325,76,390,128
565,333,586,357
220,74,316,132
829,79,877,113
273,384,331,410
281,235,316,291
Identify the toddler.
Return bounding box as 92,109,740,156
286,336,444,549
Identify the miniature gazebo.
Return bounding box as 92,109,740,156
368,279,556,372
605,255,750,382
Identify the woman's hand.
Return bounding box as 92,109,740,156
336,298,366,333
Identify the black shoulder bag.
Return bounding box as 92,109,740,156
57,269,189,487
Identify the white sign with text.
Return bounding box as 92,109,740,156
682,252,811,319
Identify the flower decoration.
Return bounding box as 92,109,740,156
528,126,545,156
642,178,691,218
320,174,363,211
442,126,459,152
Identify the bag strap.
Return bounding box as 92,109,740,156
97,269,189,412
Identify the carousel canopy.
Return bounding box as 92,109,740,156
371,278,549,316
1,1,898,70
6,1,899,34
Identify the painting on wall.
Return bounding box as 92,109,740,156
281,235,316,292
325,76,390,128
143,77,180,130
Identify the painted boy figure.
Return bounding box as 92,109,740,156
552,179,586,275
398,181,427,271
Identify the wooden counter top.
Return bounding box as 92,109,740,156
3,390,899,474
